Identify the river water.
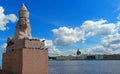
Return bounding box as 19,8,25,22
48,60,120,74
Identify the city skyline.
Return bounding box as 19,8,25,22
0,0,120,66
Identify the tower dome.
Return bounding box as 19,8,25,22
19,3,29,18
77,48,81,56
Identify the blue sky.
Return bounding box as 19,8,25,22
1,0,120,65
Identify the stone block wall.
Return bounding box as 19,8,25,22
2,48,48,74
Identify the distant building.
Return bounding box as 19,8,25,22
56,54,120,60
77,48,81,56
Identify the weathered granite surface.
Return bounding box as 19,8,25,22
7,4,32,50
1,4,48,74
14,3,32,41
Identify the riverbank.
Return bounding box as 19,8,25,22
49,54,120,60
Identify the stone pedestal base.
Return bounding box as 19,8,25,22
2,49,48,74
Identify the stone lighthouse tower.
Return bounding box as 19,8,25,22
2,4,48,74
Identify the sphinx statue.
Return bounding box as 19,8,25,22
14,4,32,41
7,4,32,47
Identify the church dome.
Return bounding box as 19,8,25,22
77,48,81,56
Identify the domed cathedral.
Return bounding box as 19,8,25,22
77,48,81,56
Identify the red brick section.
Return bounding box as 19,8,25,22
2,49,48,74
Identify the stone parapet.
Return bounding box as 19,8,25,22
7,38,45,52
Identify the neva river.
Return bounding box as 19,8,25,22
49,60,120,74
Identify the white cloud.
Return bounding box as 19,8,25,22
102,34,120,51
45,39,78,56
0,43,7,59
51,16,120,55
117,14,120,20
84,45,112,54
0,43,6,57
81,19,120,54
52,19,118,46
0,43,7,50
84,34,120,54
0,6,17,31
52,26,85,45
45,39,61,56
116,21,120,33
81,19,116,37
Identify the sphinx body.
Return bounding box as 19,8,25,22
7,4,32,46
14,17,31,40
